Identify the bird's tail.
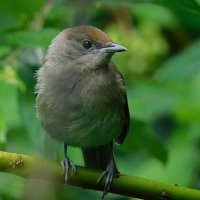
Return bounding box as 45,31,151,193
81,142,118,172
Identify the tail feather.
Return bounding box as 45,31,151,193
81,142,118,172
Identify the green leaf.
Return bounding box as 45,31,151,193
122,119,168,164
0,120,7,147
0,65,26,91
0,173,24,199
0,0,44,16
0,9,17,31
133,3,178,28
154,39,200,82
0,82,21,128
128,81,182,122
0,46,11,57
155,0,200,15
17,64,51,155
7,28,59,48
154,0,200,31
0,0,44,31
174,71,200,123
133,126,200,186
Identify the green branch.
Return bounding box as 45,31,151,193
0,151,200,199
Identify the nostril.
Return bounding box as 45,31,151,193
104,43,115,48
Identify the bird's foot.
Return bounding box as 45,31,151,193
97,160,118,199
61,156,76,184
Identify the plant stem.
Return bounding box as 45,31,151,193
0,151,199,200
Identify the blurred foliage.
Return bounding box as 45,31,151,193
0,0,200,199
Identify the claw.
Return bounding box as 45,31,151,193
61,156,77,184
97,170,107,184
97,160,115,199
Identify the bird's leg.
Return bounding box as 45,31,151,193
61,143,76,184
97,143,119,199
97,159,116,199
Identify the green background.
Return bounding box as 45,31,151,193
0,0,200,199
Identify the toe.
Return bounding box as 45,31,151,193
97,159,116,199
61,159,66,174
97,170,108,185
61,158,76,184
104,171,113,196
69,160,77,173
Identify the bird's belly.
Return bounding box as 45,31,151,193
43,95,124,147
52,106,122,147
38,73,125,147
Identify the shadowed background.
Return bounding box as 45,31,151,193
0,0,200,199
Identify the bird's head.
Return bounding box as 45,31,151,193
46,26,127,70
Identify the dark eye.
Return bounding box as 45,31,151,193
82,39,92,49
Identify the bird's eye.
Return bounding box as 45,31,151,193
82,40,92,49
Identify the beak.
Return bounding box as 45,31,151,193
101,43,127,53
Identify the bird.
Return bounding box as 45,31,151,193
35,25,130,198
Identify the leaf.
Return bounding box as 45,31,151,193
133,3,178,28
0,119,7,147
0,173,24,199
133,126,200,186
0,65,26,91
17,64,55,156
155,0,200,15
0,0,44,31
0,9,17,31
0,0,44,16
7,28,59,48
154,0,200,31
0,46,11,57
121,119,168,164
0,82,21,128
154,38,200,82
18,79,45,153
174,70,200,123
128,80,182,122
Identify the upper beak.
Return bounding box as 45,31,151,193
101,43,127,53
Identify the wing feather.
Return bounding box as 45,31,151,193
111,63,130,144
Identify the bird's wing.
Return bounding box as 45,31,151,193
112,64,130,144
115,92,130,144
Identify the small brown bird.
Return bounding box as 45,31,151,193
36,26,130,198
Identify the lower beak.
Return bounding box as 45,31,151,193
101,43,127,53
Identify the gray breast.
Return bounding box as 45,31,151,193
37,67,125,147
